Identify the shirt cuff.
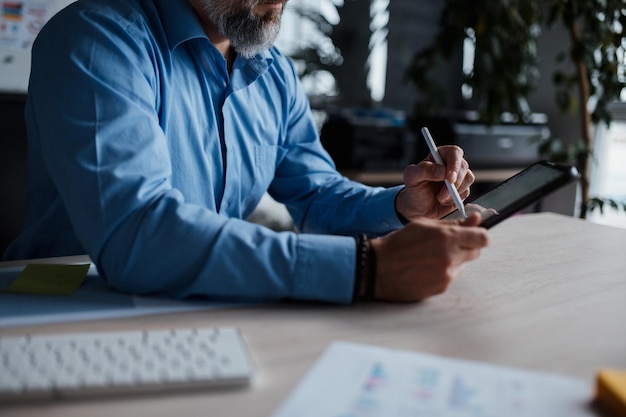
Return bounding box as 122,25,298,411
293,233,355,304
364,184,405,233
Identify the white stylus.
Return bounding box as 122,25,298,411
421,127,467,218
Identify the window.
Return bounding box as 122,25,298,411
276,0,389,102
589,102,626,229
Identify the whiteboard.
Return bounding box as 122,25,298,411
0,0,76,93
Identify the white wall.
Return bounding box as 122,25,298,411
0,0,75,93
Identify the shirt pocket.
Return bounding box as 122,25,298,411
241,144,285,217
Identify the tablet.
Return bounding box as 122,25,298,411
442,160,580,228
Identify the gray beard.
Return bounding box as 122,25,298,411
202,2,283,59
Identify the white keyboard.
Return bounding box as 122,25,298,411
0,327,254,401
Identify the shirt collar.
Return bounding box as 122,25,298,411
242,51,273,76
153,0,206,51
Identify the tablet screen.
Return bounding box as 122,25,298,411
442,161,579,228
472,163,564,211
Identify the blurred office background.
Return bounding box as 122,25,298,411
275,0,625,228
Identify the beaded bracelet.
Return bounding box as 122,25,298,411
352,234,367,303
353,234,377,302
365,240,377,301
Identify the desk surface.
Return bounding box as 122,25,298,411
1,213,625,417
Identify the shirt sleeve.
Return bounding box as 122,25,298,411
267,52,405,236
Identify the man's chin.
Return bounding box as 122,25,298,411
232,30,280,58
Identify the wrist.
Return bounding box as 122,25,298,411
394,188,410,225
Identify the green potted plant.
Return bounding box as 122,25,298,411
405,0,626,219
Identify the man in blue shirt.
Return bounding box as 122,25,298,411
3,0,489,303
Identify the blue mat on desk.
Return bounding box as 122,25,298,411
0,265,239,327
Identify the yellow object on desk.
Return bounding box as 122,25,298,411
2,263,90,296
595,369,626,417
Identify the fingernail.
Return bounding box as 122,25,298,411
449,171,458,183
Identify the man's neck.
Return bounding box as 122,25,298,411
188,0,236,70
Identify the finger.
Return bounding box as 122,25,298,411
439,211,481,227
437,183,456,204
403,161,446,186
456,164,474,192
437,145,464,183
456,227,490,249
453,159,470,188
462,248,483,262
459,186,471,200
459,212,483,226
437,171,471,204
452,174,473,201
447,263,468,279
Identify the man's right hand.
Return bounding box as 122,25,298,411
368,213,489,302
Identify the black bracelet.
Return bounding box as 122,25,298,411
352,234,368,303
365,241,377,301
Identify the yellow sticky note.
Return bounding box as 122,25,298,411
595,369,626,417
3,264,90,296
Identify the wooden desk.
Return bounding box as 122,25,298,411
1,213,625,417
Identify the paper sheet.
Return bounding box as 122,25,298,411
0,1,52,51
272,341,593,417
0,264,245,328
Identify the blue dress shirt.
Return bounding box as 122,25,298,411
3,0,404,303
